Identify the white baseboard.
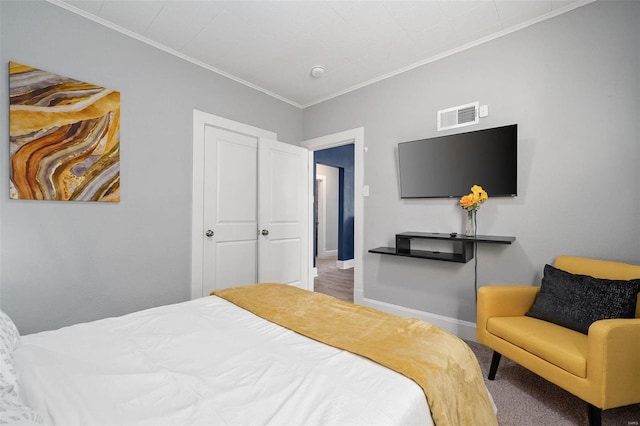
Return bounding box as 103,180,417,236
355,292,477,341
337,259,354,269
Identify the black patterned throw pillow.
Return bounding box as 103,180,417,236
526,264,640,334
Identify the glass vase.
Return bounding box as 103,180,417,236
465,210,476,236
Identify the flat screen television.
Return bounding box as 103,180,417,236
398,124,517,198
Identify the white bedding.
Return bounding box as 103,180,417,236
14,296,433,426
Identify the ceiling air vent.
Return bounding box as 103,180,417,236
437,102,479,131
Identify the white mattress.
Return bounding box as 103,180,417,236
15,296,433,426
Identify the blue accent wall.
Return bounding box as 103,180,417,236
314,144,354,261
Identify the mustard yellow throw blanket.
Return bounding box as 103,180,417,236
213,283,497,426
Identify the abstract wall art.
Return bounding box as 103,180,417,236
9,62,120,202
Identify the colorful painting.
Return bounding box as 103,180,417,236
9,62,120,202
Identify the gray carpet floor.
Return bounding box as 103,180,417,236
466,340,640,425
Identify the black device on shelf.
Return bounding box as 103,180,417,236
398,124,518,199
369,232,515,263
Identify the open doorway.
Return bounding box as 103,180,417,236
312,146,354,302
302,128,364,305
315,169,338,260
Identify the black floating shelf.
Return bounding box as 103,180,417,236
369,246,465,262
369,232,515,263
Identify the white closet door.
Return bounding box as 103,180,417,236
203,127,258,295
202,130,308,295
257,138,309,290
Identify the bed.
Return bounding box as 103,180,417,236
2,283,497,426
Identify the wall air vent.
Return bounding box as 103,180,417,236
437,102,479,131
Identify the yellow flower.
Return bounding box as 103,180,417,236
460,185,488,210
471,185,488,201
459,194,475,209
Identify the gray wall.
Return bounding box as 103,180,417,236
0,1,302,334
303,1,640,322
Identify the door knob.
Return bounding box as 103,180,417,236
205,230,214,237
261,229,269,236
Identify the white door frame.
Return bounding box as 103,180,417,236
315,174,327,260
302,128,364,304
191,110,276,299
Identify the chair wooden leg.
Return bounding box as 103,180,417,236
488,351,502,380
588,404,601,426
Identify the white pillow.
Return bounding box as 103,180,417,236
0,309,19,354
0,312,47,424
0,310,21,400
0,396,46,425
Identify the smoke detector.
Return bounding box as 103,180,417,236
310,65,325,78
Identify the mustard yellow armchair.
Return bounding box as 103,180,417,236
477,256,640,426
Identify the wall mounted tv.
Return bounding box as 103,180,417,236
398,124,517,198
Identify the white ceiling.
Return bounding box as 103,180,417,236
53,0,591,108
